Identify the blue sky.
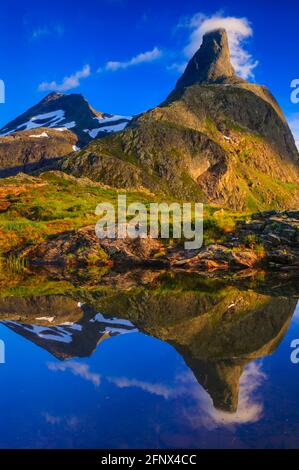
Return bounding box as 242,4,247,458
0,0,299,141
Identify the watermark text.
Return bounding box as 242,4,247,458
95,195,204,250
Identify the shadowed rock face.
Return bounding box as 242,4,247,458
175,29,237,90
0,128,77,177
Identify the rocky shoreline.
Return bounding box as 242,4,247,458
17,210,299,272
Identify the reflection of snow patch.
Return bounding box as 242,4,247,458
4,321,73,344
91,312,138,335
91,312,134,327
60,121,76,129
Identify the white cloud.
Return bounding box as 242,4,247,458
31,23,65,41
38,65,91,92
288,113,299,150
182,13,258,80
102,47,162,72
48,361,101,387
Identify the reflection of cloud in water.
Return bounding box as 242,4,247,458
109,361,266,428
42,412,61,425
42,412,81,430
108,377,173,399
198,362,266,428
48,361,101,387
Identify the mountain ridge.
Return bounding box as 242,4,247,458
0,28,298,210
58,29,299,210
0,91,132,146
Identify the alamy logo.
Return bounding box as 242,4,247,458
95,195,204,250
291,79,299,104
290,339,299,364
0,340,5,364
0,79,5,104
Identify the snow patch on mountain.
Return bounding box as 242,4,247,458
29,131,49,138
84,114,132,139
0,110,66,135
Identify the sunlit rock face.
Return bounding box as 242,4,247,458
59,29,299,210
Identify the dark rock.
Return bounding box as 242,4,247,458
175,29,237,91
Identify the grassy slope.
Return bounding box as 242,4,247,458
0,171,244,255
0,172,155,254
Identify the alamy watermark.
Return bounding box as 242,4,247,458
95,195,204,250
0,340,5,364
291,79,299,104
0,79,5,104
290,339,299,364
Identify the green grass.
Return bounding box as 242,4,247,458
0,171,247,255
0,172,160,253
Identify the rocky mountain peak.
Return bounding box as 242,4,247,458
42,92,64,103
175,28,237,91
0,91,132,147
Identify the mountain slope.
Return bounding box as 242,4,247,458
0,92,132,147
59,29,299,210
0,127,78,177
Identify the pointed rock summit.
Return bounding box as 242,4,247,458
175,28,237,91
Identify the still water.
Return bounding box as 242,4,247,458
0,269,298,449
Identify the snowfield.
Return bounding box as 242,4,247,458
0,110,66,135
84,115,132,138
29,131,49,138
0,104,132,142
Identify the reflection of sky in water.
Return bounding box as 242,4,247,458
0,301,298,449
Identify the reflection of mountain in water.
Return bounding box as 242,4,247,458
75,279,297,413
0,276,297,412
0,297,137,360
